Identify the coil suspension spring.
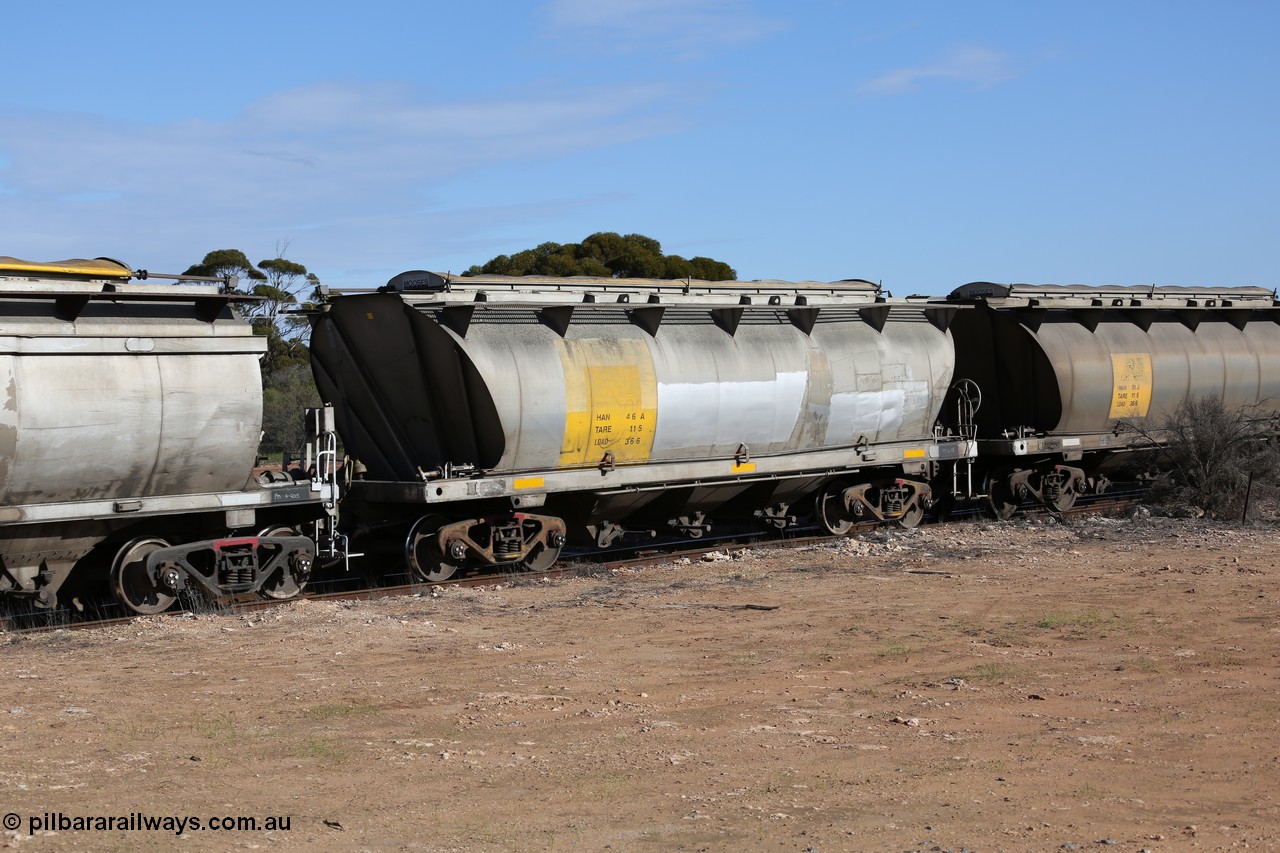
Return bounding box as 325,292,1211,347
492,525,523,560
219,549,258,586
883,487,907,516
219,565,255,585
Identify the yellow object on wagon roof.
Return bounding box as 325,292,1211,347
0,256,131,278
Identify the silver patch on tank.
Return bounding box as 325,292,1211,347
652,371,807,452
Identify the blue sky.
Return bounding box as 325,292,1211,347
1,1,1275,295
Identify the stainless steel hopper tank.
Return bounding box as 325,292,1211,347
944,282,1280,514
0,257,331,611
310,272,976,578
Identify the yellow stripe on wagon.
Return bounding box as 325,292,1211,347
732,462,757,474
513,476,545,490
903,448,927,459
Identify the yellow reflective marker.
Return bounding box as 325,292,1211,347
903,448,926,459
513,476,545,490
732,462,757,474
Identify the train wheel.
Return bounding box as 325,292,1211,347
110,537,176,616
815,483,854,536
257,525,309,600
405,515,460,583
1049,489,1078,513
895,501,925,529
519,540,562,572
986,471,1019,520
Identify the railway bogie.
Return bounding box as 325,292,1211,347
403,512,567,583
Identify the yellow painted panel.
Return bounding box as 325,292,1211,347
557,338,657,466
513,476,545,490
903,448,926,459
1108,353,1153,418
732,462,757,474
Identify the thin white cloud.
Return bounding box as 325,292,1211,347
542,0,784,57
0,81,685,282
858,47,1016,96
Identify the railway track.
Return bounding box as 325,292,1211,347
0,489,1146,635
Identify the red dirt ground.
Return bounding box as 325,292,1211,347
2,514,1278,851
